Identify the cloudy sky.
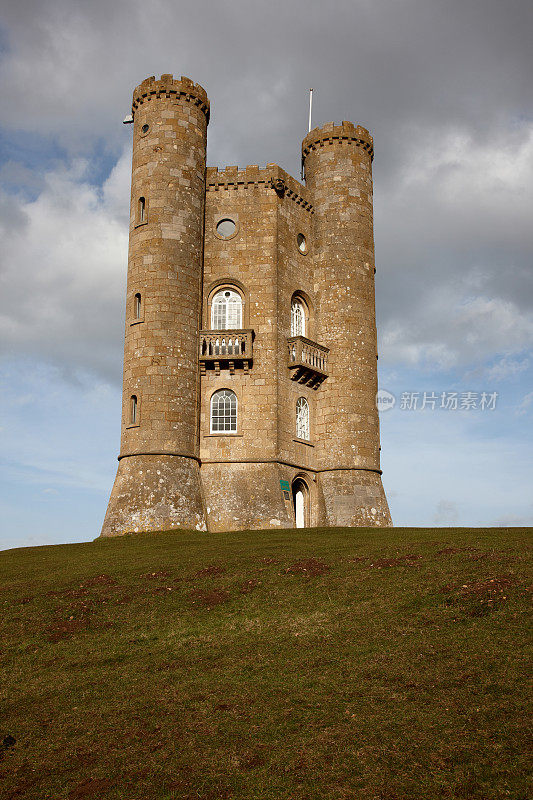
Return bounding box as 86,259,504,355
1,0,532,550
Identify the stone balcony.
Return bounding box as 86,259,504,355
287,335,329,388
199,329,253,375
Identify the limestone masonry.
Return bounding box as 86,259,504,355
100,74,392,536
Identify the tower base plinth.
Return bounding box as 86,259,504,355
318,469,392,528
100,455,207,537
201,462,295,532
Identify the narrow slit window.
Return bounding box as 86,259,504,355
296,397,310,441
130,395,138,424
210,389,237,433
297,233,307,253
134,293,142,319
138,197,146,223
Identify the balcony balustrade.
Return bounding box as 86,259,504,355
287,335,329,388
199,329,253,374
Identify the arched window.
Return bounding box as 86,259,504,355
211,289,243,330
138,197,146,223
296,397,310,441
134,293,142,319
130,395,138,424
210,389,237,433
291,298,306,337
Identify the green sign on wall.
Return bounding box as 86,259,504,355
280,480,290,491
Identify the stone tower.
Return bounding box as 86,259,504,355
101,74,392,537
101,75,209,536
302,123,391,526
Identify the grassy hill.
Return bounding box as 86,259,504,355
0,526,530,800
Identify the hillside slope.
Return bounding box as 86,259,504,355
0,527,531,800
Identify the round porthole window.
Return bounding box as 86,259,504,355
216,218,237,239
297,233,307,253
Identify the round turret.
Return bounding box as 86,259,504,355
303,121,392,528
101,75,209,536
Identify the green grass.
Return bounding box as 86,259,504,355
0,526,531,800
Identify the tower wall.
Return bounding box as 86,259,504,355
101,75,209,536
199,166,303,531
302,122,392,527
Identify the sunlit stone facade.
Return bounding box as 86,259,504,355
101,74,392,536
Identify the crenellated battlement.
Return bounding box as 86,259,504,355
132,74,210,123
302,121,373,162
206,164,313,212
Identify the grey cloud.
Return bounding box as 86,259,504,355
0,0,532,382
0,190,29,231
0,154,129,383
1,1,532,163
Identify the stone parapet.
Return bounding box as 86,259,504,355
302,121,374,162
132,74,210,122
206,164,313,213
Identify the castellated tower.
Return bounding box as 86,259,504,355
302,123,391,526
101,75,209,536
101,74,392,537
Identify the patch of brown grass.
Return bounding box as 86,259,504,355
80,574,118,588
284,557,330,578
441,574,526,617
189,587,231,608
442,574,518,599
235,750,266,770
193,564,227,578
67,777,113,799
45,596,98,642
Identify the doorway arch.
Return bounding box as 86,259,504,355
292,478,309,528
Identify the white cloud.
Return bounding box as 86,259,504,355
0,149,130,382
515,391,533,417
381,291,533,369
485,356,530,382
377,122,533,370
